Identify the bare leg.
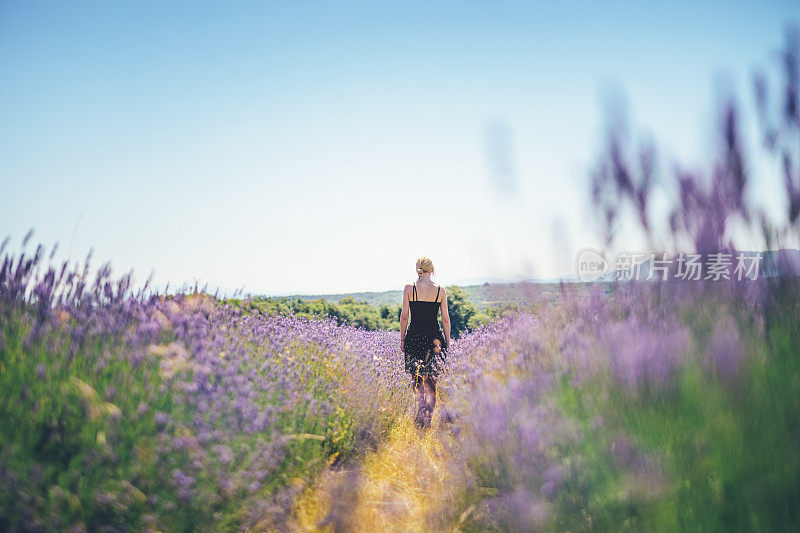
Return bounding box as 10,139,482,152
424,377,436,410
412,373,438,429
412,375,426,428
422,376,436,428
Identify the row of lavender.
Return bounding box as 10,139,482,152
0,236,409,532
429,30,800,531
436,277,800,530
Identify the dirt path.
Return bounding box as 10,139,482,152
294,412,462,532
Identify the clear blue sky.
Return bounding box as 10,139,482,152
1,1,796,294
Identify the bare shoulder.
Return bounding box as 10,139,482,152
403,283,414,294
438,285,448,301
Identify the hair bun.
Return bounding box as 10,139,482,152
415,257,434,274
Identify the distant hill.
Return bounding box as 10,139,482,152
277,281,571,310
281,289,404,309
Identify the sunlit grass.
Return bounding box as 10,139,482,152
295,407,459,532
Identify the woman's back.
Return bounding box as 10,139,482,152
408,282,442,330
410,278,440,302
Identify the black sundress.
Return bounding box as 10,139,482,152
404,283,447,377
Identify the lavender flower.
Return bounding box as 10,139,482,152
708,316,742,379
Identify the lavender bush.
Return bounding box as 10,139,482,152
0,239,409,531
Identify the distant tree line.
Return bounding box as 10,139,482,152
227,285,522,340
230,295,401,331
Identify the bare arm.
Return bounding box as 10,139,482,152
399,284,411,352
440,287,451,347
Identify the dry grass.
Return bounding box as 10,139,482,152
294,409,460,532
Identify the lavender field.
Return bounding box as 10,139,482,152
4,14,800,533
3,238,800,531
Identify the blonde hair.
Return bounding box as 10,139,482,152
416,257,434,276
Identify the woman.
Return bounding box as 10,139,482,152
399,257,451,428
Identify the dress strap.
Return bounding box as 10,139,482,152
412,283,417,302
435,286,440,303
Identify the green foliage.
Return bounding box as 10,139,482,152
0,304,392,531
468,302,526,330
444,285,476,340
553,284,800,532
228,296,402,331
0,308,179,530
